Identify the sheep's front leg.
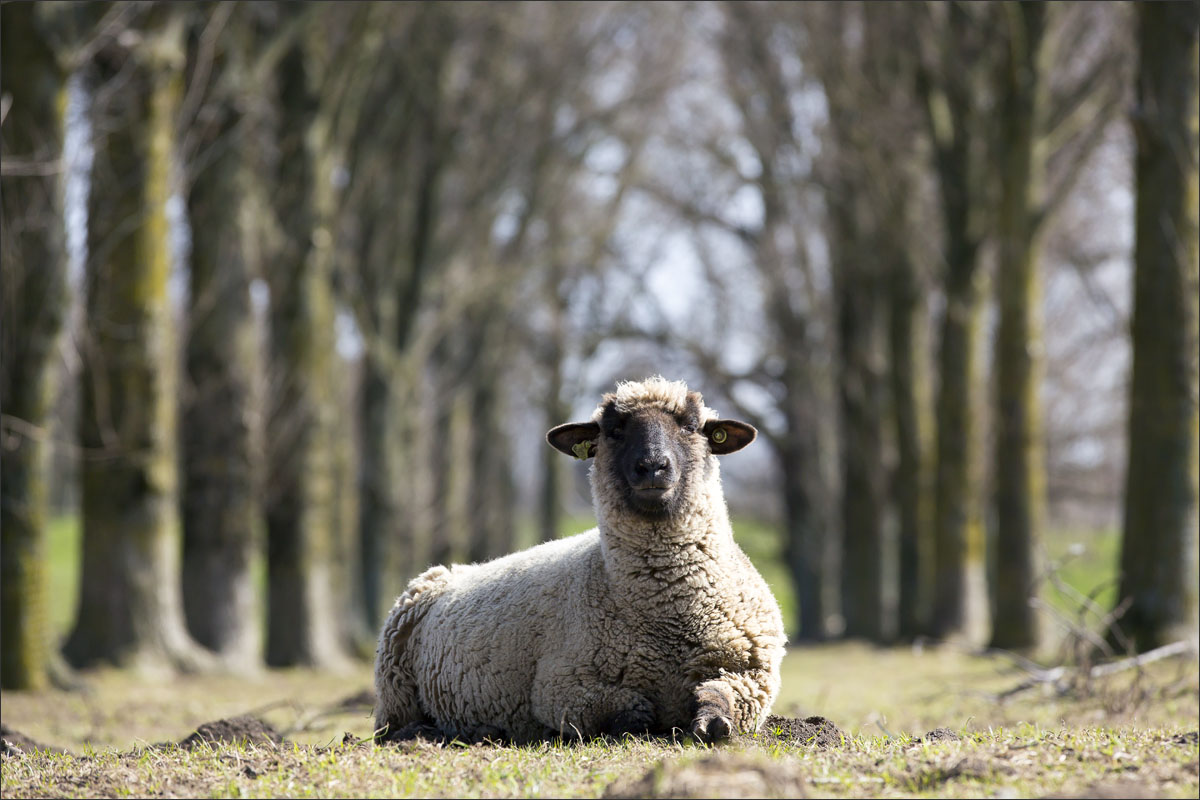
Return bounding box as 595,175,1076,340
531,658,655,739
690,668,777,742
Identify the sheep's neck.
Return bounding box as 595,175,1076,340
596,492,737,591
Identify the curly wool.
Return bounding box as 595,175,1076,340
596,376,718,421
374,377,786,743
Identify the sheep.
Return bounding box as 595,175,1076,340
373,376,786,743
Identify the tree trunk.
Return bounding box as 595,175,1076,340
834,213,892,642
0,2,68,690
779,369,838,641
464,314,517,563
426,344,461,569
931,259,990,645
918,1,995,647
263,38,347,669
1115,0,1200,652
330,352,363,651
889,248,932,639
990,1,1049,652
539,329,568,544
64,15,212,673
357,355,397,628
180,10,260,669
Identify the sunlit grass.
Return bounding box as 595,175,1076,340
1042,525,1122,621
2,649,1196,799
46,515,82,638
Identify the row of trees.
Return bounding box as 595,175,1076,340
2,1,1196,690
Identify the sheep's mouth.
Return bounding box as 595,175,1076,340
628,484,678,514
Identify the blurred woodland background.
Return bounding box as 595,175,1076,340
1,0,1197,691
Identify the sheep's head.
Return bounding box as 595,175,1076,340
547,377,755,519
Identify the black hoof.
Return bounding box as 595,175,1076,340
690,711,732,743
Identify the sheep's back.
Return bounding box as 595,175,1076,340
408,529,604,737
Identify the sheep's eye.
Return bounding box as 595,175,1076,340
607,427,625,440
682,423,697,434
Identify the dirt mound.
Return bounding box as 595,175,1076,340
743,714,845,748
1,725,66,757
917,727,961,743
1172,731,1198,746
333,688,375,711
178,716,283,750
606,750,808,799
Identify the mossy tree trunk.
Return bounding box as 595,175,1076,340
820,13,896,638
539,325,570,544
426,339,461,570
464,314,518,564
63,13,212,673
179,5,261,670
778,354,838,642
1115,0,1200,652
263,37,347,669
0,2,68,690
831,194,891,642
804,1,928,642
918,2,994,646
930,257,990,645
990,1,1050,652
889,245,933,639
711,3,842,642
342,4,450,627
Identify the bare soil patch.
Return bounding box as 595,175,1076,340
1,725,66,758
915,726,961,744
744,714,846,748
176,715,284,750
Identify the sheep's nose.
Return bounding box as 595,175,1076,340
634,455,670,478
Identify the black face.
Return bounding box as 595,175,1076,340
599,402,702,518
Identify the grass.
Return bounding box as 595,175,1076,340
2,643,1197,798
3,725,1196,799
12,515,1192,797
46,516,82,637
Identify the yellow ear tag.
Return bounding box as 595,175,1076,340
711,427,727,445
571,440,594,460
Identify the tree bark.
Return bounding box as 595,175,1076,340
64,14,212,672
539,320,568,544
350,6,448,626
0,2,69,690
1115,0,1200,652
427,341,461,568
463,311,517,564
990,1,1049,652
180,7,260,669
831,191,892,642
263,36,347,669
889,247,933,639
356,355,397,627
931,263,990,645
779,370,838,641
921,4,993,645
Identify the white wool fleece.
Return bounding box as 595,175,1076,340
374,377,786,742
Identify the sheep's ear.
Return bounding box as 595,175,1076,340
703,419,756,455
547,422,601,460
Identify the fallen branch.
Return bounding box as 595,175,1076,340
984,639,1197,703
1089,640,1197,678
